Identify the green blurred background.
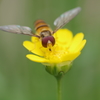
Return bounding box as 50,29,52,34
0,0,100,100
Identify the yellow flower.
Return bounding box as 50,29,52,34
23,29,86,76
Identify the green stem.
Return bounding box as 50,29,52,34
56,77,62,100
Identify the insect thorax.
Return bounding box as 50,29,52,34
40,30,52,38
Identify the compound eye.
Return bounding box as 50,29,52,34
42,36,55,48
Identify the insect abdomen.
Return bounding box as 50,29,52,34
34,20,52,35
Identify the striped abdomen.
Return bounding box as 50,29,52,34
34,20,52,37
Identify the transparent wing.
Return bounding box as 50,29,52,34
0,25,34,36
53,7,81,33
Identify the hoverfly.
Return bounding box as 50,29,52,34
0,7,81,48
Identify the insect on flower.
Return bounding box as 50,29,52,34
0,7,81,48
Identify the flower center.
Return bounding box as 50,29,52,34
44,44,67,63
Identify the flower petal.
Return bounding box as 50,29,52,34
23,41,44,56
54,29,73,47
31,36,40,43
68,33,84,52
23,41,34,51
63,52,81,61
74,39,86,52
26,54,49,63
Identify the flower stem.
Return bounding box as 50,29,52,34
56,77,62,100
